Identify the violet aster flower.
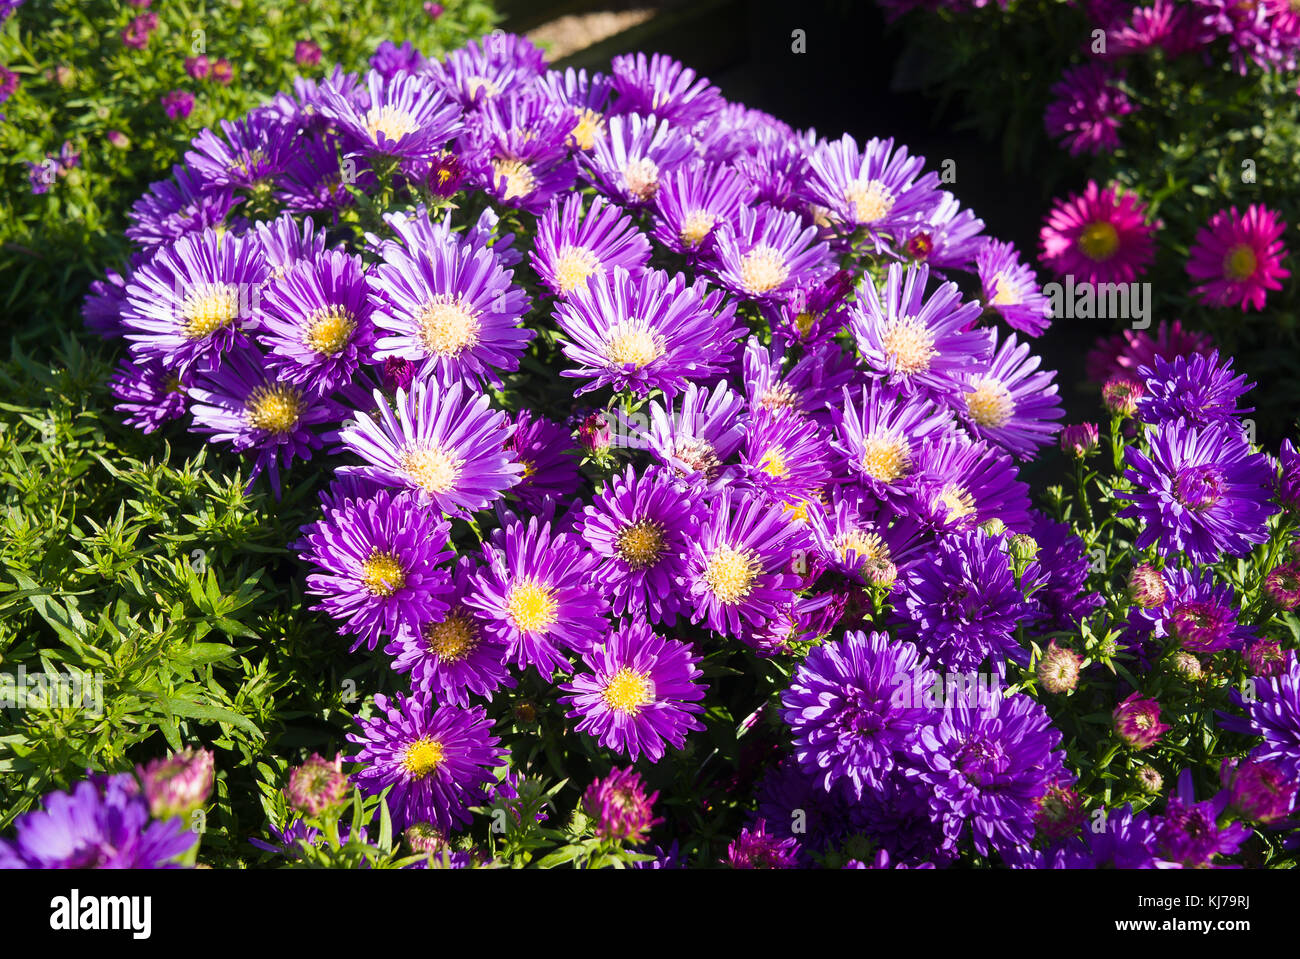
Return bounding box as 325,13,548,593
1120,419,1277,564
1155,769,1251,867
732,125,813,213
535,66,614,151
1113,692,1170,749
578,464,701,624
560,619,706,762
739,406,832,506
803,133,940,241
908,693,1067,858
682,484,805,635
459,91,579,213
254,211,330,276
275,132,371,214
1186,204,1290,312
763,271,854,352
160,90,195,121
1220,651,1300,779
428,32,546,108
805,493,930,587
554,267,740,401
384,556,514,708
741,336,856,425
1026,513,1104,631
609,51,724,125
1040,803,1167,869
338,377,523,516
185,115,297,194
0,774,196,869
121,227,268,373
726,819,801,869
126,167,239,251
583,767,661,843
896,190,988,272
1039,180,1156,285
188,348,345,495
641,380,749,484
782,630,938,798
1043,63,1135,157
367,214,532,387
530,192,651,297
849,262,990,396
953,330,1064,461
1135,350,1254,429
975,239,1053,336
829,380,954,501
370,40,427,79
465,512,609,680
1128,564,1256,654
896,529,1032,675
1278,439,1300,511
909,434,1033,533
109,358,189,433
504,409,583,513
319,69,463,160
709,203,833,302
582,112,694,207
756,758,872,862
347,691,507,833
297,486,455,651
1221,757,1297,824
652,161,753,256
258,249,374,395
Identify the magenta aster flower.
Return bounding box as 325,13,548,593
709,203,833,302
953,330,1064,461
560,619,706,762
1060,422,1100,457
297,486,455,651
975,239,1053,336
582,767,661,843
1155,769,1251,867
1186,204,1289,312
1113,692,1170,749
530,192,651,297
160,90,195,121
1039,180,1156,285
726,819,800,868
338,377,523,517
1044,63,1135,157
347,691,507,833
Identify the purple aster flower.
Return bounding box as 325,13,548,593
465,512,609,680
275,132,370,214
109,358,189,433
896,529,1031,675
582,767,661,844
805,493,930,587
610,51,724,125
804,133,941,241
297,486,454,651
554,267,740,400
160,90,195,122
682,484,805,635
1044,63,1135,157
428,33,545,108
908,693,1067,857
126,167,239,251
319,69,463,160
504,409,583,513
1279,439,1300,511
1128,564,1255,654
849,262,990,396
0,64,20,104
370,40,426,79
639,376,748,484
741,336,856,426
782,630,938,798
385,556,514,707
82,264,135,340
1222,757,1297,824
762,271,854,352
582,112,694,207
709,203,833,302
739,406,831,504
367,214,532,387
185,115,297,194
258,249,374,394
1135,349,1255,429
531,192,651,297
0,774,196,869
560,619,706,762
1120,419,1277,564
121,227,267,373
1113,692,1171,750
732,126,813,213
187,348,344,495
910,434,1033,533
254,212,330,278
459,91,578,213
339,377,522,516
1155,769,1251,867
756,757,872,861
726,819,801,868
975,239,1053,336
347,691,507,833
1042,803,1167,868
953,330,1064,461
578,465,702,625
896,190,988,272
1220,651,1300,779
830,380,954,501
651,161,753,257
534,66,614,151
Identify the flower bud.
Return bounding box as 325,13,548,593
1037,641,1082,694
138,747,215,819
1264,563,1300,610
1113,692,1169,749
1134,764,1163,795
1102,376,1144,416
1128,563,1167,609
1059,422,1099,458
1169,651,1203,682
285,753,349,817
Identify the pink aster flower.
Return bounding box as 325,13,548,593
1044,63,1135,157
1039,180,1156,285
1185,204,1289,312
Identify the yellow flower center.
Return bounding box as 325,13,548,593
674,437,720,478
554,245,602,295
465,75,501,100
603,318,666,367
304,305,357,355
965,377,1015,428
680,209,717,248
601,667,655,715
844,177,894,224
616,519,666,569
571,108,605,150
182,282,242,339
423,612,479,662
759,446,789,479
365,106,417,143
1223,243,1258,281
989,270,1024,307
1078,221,1120,262
938,483,976,522
400,443,465,495
491,157,537,200
505,578,559,632
402,737,445,779
622,157,661,202
859,433,911,482
738,245,790,294
881,316,937,375
703,545,759,604
794,311,816,336
360,550,406,597
833,529,887,565
245,383,303,435
417,295,480,356
758,382,797,412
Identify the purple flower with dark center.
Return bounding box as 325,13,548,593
185,114,297,194
726,819,800,869
582,112,694,207
504,409,583,513
347,691,507,833
1128,565,1255,654
1044,62,1135,157
803,133,941,241
583,767,661,844
975,239,1053,336
297,486,454,651
782,630,938,797
709,203,833,302
896,190,988,272
579,464,702,625
1155,769,1250,867
1220,651,1300,779
560,619,706,762
1120,419,1277,564
609,51,724,126
1135,349,1255,429
652,161,753,256
109,358,189,433
1113,692,1170,749
531,192,651,298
